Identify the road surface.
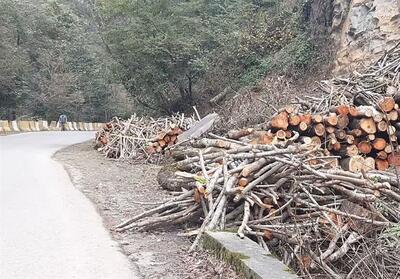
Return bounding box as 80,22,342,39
0,132,137,279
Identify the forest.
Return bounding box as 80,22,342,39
0,0,328,121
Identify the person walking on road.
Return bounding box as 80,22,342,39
58,114,68,131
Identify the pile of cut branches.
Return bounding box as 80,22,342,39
303,42,400,113
116,136,400,278
114,43,400,278
95,113,196,162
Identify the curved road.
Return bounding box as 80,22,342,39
0,132,137,279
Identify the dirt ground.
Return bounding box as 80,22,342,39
54,141,241,279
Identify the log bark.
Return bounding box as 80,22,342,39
157,165,195,191
341,156,365,172
227,128,254,139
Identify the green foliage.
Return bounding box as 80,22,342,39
0,0,131,121
1,0,319,119
98,0,317,113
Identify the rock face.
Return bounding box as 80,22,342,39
331,0,400,72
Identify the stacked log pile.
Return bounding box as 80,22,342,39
248,98,400,172
95,113,195,161
114,43,400,278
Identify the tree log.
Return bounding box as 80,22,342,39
377,121,388,132
337,114,349,129
378,96,395,112
351,118,376,134
270,111,289,130
357,141,372,154
314,123,325,136
289,114,301,126
324,113,338,126
376,159,389,171
227,128,254,139
372,138,387,151
341,156,365,172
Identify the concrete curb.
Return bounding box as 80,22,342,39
67,122,74,131
0,120,12,132
11,120,20,132
18,121,31,132
202,231,297,279
0,119,101,134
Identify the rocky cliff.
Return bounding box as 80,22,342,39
331,0,400,72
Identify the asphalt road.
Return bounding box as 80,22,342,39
0,132,137,279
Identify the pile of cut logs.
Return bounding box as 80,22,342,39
243,96,400,172
95,113,195,161
145,125,183,154
113,43,400,278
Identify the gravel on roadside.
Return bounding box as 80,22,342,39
54,141,242,279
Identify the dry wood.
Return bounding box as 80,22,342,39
378,96,395,112
340,156,365,172
349,129,363,137
367,134,376,141
345,134,355,144
276,129,287,140
241,158,267,177
324,113,338,126
387,152,400,167
312,114,323,123
299,114,312,125
377,121,388,132
227,128,254,139
357,141,372,154
313,123,325,136
388,110,398,121
289,114,301,126
299,122,308,132
326,126,336,134
377,151,388,160
351,118,376,134
338,145,359,157
270,111,289,130
364,157,376,172
335,130,347,140
107,47,400,278
334,104,350,116
348,106,359,117
372,138,387,151
384,143,393,154
337,114,349,129
376,159,389,171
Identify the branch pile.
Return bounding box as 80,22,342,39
114,43,400,278
303,41,400,113
95,113,196,161
116,137,400,277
